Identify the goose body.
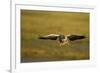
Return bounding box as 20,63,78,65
39,34,86,46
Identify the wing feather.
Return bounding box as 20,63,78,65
39,34,59,40
67,34,86,41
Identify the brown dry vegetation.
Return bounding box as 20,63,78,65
21,10,89,63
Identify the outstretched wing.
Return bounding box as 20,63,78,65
67,34,86,41
39,34,59,40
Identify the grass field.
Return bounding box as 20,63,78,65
21,10,89,63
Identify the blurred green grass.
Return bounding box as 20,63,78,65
21,10,89,62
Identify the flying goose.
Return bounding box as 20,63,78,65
38,34,86,46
